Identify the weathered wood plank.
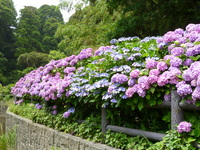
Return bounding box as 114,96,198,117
171,90,184,129
106,125,166,141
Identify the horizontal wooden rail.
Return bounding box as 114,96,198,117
106,125,166,141
149,101,200,111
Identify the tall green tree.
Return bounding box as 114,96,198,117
38,5,64,53
15,6,43,57
104,0,200,37
0,0,17,84
55,0,118,55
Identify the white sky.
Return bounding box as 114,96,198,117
12,0,72,22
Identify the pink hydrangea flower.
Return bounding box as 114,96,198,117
145,59,157,69
177,121,192,133
130,69,140,78
157,61,168,71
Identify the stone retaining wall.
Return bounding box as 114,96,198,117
6,111,120,150
0,102,8,134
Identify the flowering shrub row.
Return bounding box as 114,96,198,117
12,23,200,120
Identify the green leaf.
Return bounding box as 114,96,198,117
138,101,144,111
89,99,96,102
187,137,196,142
146,94,151,100
131,104,136,111
150,87,155,94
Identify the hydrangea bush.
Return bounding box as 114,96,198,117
12,23,200,126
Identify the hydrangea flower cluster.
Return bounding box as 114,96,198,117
177,121,192,133
11,23,200,118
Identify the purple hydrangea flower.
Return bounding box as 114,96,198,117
64,67,76,74
170,47,184,56
130,69,140,78
157,74,168,86
183,59,194,67
164,94,171,101
52,110,57,115
68,107,75,113
128,79,135,87
192,86,200,100
111,73,128,84
110,99,117,103
35,103,43,109
177,83,192,97
168,44,176,52
177,121,192,133
52,105,57,110
145,59,157,69
63,111,70,118
157,61,168,71
174,28,184,35
148,75,158,84
186,45,200,57
138,76,150,90
149,69,160,76
125,85,139,98
170,57,182,67
136,86,146,97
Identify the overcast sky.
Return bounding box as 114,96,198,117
12,0,72,22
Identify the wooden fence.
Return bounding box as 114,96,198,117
101,90,200,142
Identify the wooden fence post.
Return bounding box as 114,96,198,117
171,90,184,129
101,107,109,133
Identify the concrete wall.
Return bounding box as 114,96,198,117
0,102,8,134
6,111,120,150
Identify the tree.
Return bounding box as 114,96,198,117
17,51,49,69
55,0,118,55
0,0,17,84
104,0,200,37
38,5,64,53
15,6,43,57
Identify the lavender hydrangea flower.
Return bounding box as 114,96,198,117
168,44,176,52
125,85,139,98
157,61,168,71
15,99,24,105
170,47,184,56
149,69,160,76
177,121,192,133
130,69,140,78
52,110,57,115
157,74,169,86
136,87,146,97
186,45,200,57
145,58,157,69
111,73,128,84
128,79,135,87
183,59,193,67
63,111,70,118
177,83,192,97
64,67,76,74
170,57,182,67
110,99,117,103
192,86,200,100
68,107,75,113
52,105,57,110
164,94,171,101
35,103,43,109
164,55,174,61
148,75,158,84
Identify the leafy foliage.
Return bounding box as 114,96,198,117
104,0,200,37
55,0,118,55
17,51,49,69
0,0,17,85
